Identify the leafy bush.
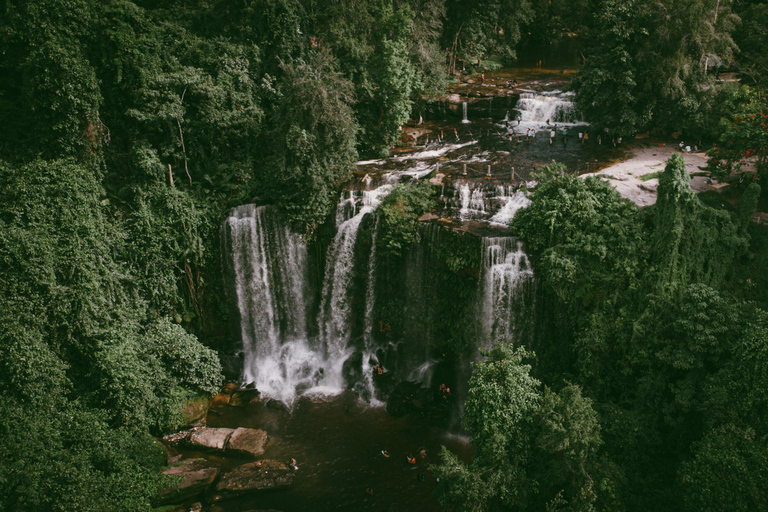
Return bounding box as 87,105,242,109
376,181,437,257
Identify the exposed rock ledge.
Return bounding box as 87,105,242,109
214,459,294,498
156,458,219,505
164,427,268,458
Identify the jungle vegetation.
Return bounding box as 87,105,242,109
1,0,767,511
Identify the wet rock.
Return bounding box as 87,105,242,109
227,428,268,458
418,213,439,221
215,460,294,496
222,381,239,394
156,458,219,505
163,429,192,448
342,351,364,389
229,388,261,407
188,427,235,451
208,392,232,416
266,399,288,411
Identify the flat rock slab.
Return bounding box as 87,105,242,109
227,428,268,458
158,458,219,505
216,460,294,495
188,427,234,451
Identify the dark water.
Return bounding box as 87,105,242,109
201,393,473,511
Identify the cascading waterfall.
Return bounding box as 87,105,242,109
224,205,318,403
489,190,531,226
480,238,534,349
462,102,469,123
224,180,536,404
459,183,486,220
516,90,584,127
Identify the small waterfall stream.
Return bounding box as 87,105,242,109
515,90,584,126
480,238,534,349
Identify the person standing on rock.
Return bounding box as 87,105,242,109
550,128,555,145
562,127,568,145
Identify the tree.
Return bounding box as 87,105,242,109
433,345,604,511
651,154,746,293
377,181,437,257
262,49,359,236
511,174,645,310
571,0,645,137
433,344,541,511
681,424,768,512
705,89,768,185
444,0,534,73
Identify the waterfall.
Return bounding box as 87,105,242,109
459,183,486,220
224,205,317,402
516,90,584,127
318,207,369,354
489,190,531,226
462,102,470,123
480,238,534,349
360,216,381,404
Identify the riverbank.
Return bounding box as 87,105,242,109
589,140,757,208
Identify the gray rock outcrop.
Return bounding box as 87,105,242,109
188,427,235,451
227,427,268,458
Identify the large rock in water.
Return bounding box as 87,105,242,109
229,388,261,407
156,458,219,505
188,427,235,451
227,428,268,458
215,460,294,496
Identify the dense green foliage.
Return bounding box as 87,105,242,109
377,181,438,256
0,159,222,510
433,345,603,511
432,154,766,512
571,0,750,140
2,0,767,510
706,90,768,184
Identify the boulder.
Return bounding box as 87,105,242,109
215,460,294,496
163,430,192,448
227,428,268,458
208,392,232,415
221,381,239,394
229,389,261,407
418,213,439,222
188,427,235,451
157,458,219,505
266,399,288,411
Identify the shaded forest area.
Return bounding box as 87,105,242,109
1,0,767,511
